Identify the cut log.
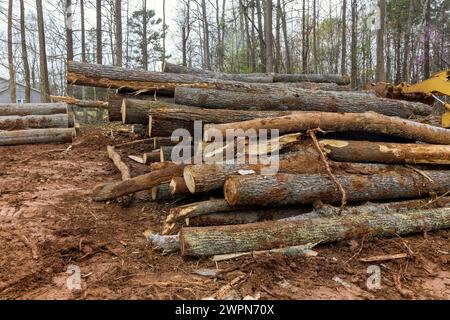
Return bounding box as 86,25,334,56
165,199,235,225
160,146,175,162
50,95,108,109
153,137,185,149
121,98,292,127
151,184,172,201
107,146,131,181
0,128,76,146
183,148,411,194
0,114,73,130
180,207,450,257
107,93,123,122
131,124,148,138
204,112,450,145
169,177,190,196
175,87,430,118
163,62,274,83
319,139,450,165
273,73,351,85
92,163,185,201
223,170,450,207
143,149,161,164
68,61,349,95
0,103,68,116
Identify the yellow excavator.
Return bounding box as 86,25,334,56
370,70,450,128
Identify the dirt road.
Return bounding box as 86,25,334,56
0,125,448,300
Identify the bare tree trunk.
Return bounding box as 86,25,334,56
350,0,358,89
201,0,211,70
401,0,414,82
115,0,123,66
255,0,266,72
423,0,431,79
302,0,307,72
265,0,274,73
340,0,347,75
376,0,386,82
80,0,86,99
96,0,103,64
20,0,31,103
281,0,291,73
36,0,50,102
8,0,16,103
66,0,74,96
142,0,148,70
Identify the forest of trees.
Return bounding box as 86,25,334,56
0,0,449,102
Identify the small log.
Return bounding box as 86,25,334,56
320,139,450,165
169,177,190,196
273,73,351,85
175,87,430,118
0,128,75,146
223,170,450,207
180,208,450,257
150,161,177,171
153,137,185,149
0,114,73,130
160,146,175,162
107,146,131,181
151,184,172,201
204,111,450,145
51,95,108,109
92,163,185,201
143,150,161,164
0,102,68,116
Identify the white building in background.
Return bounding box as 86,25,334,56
0,77,42,103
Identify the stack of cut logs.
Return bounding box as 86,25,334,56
68,61,450,259
0,103,76,146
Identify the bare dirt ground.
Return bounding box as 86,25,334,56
0,124,449,300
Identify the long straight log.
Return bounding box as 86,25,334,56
0,128,76,146
51,95,108,109
92,163,185,201
273,73,351,85
175,87,430,118
204,112,450,145
68,61,349,95
180,208,450,257
0,103,68,116
164,62,274,83
0,114,73,130
121,98,292,126
224,170,450,207
320,140,450,165
183,149,411,194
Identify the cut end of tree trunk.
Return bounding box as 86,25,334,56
223,177,240,206
183,166,197,194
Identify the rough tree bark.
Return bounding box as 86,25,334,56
175,87,429,118
320,139,450,165
223,170,450,207
0,103,68,116
0,128,76,146
20,0,31,103
0,114,73,130
36,0,51,102
273,74,350,85
180,208,450,257
204,111,450,145
7,0,16,103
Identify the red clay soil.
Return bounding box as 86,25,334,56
0,125,449,300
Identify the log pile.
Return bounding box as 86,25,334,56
0,103,76,146
74,62,449,259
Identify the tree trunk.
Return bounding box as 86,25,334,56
204,111,449,145
176,88,430,118
320,139,450,165
169,177,190,196
423,0,431,79
151,183,173,201
36,0,50,102
160,146,175,162
255,0,266,72
376,0,386,82
340,0,347,76
115,0,123,66
0,103,68,116
0,114,73,130
265,0,274,73
7,0,16,103
201,0,211,70
281,0,291,73
96,0,103,65
273,74,350,85
402,0,414,82
67,61,347,93
0,128,76,146
180,208,450,257
142,150,161,164
224,170,450,207
20,0,31,103
92,163,185,201
350,0,358,89
107,145,131,181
